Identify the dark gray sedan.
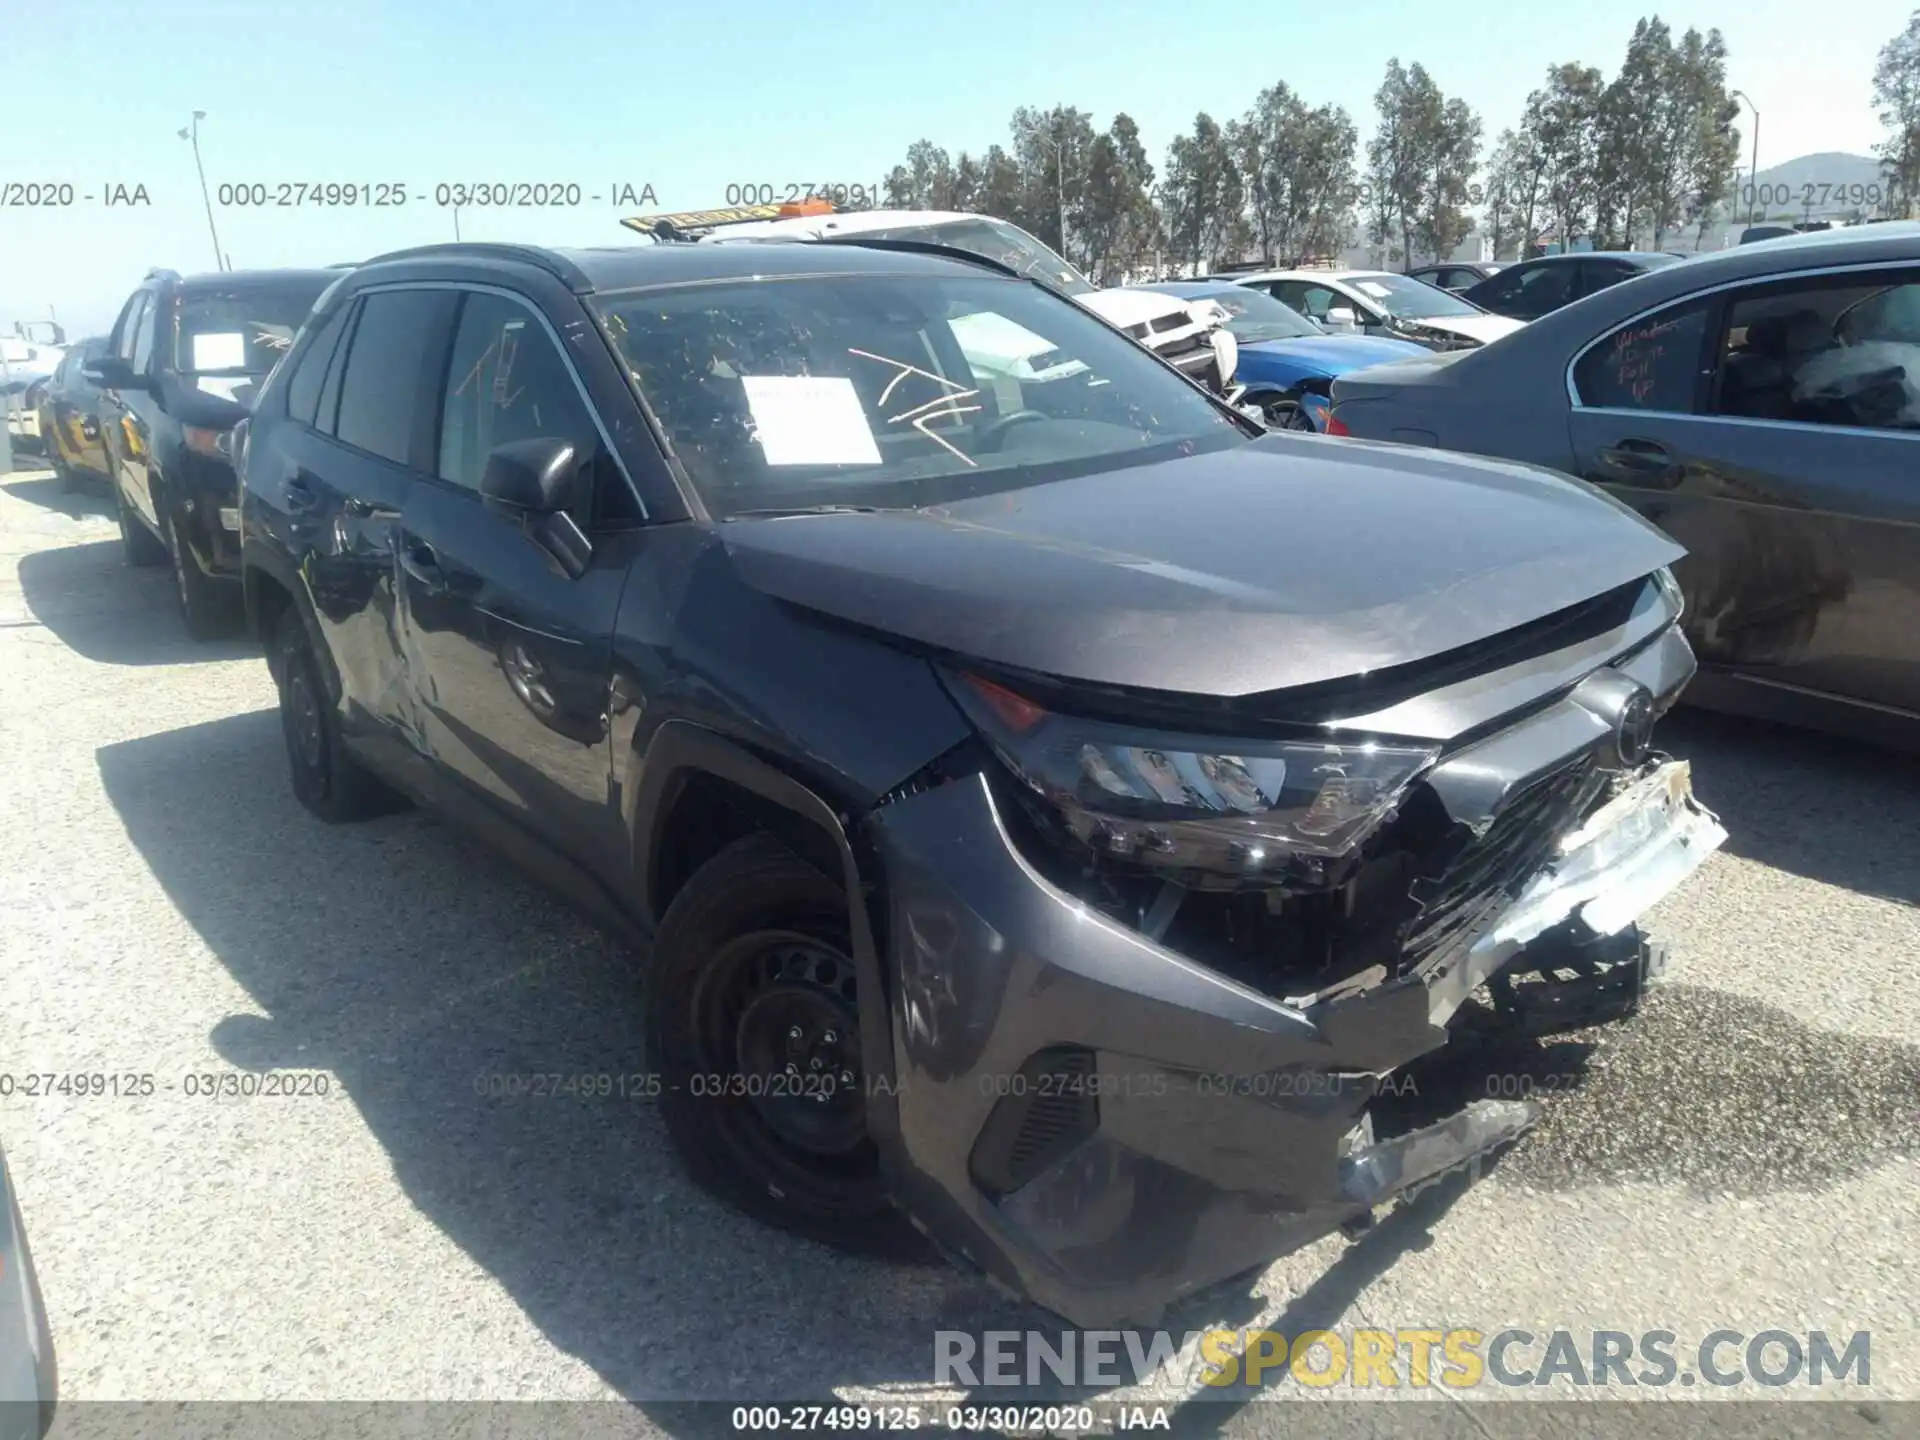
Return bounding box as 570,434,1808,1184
1329,222,1920,750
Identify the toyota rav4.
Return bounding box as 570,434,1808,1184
238,238,1724,1327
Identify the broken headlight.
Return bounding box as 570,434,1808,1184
943,670,1439,875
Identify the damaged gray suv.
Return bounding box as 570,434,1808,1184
239,238,1725,1330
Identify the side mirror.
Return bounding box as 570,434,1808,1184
479,437,578,514
480,437,593,580
84,355,143,391
1323,306,1359,331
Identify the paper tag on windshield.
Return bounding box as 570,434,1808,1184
741,376,882,466
1356,281,1393,299
191,332,247,371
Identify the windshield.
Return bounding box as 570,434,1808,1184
1182,287,1322,343
173,280,332,376
1345,273,1483,320
860,218,1097,296
594,273,1246,519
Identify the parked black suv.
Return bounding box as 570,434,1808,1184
239,239,1724,1327
85,267,341,637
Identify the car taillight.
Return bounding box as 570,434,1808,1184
1324,413,1352,437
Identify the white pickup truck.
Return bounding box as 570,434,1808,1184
621,203,1238,393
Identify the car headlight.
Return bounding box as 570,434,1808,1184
1654,565,1685,618
942,669,1439,874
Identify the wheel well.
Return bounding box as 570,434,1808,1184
246,568,294,651
648,768,845,924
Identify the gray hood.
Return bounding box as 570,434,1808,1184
718,432,1684,699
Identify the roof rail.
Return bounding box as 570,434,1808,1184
356,242,593,292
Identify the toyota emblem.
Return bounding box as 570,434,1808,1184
1616,687,1656,767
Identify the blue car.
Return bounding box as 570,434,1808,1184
1139,281,1428,431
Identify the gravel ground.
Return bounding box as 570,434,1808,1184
2,468,1915,1433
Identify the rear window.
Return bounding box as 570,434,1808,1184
174,279,333,377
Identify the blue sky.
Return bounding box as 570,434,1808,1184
2,0,1910,336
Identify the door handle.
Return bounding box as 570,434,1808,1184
399,535,444,589
1596,439,1680,486
343,495,399,519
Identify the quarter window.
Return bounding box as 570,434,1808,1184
130,294,160,373
286,306,351,428
1573,303,1711,411
113,294,148,362
1711,270,1920,432
332,289,457,466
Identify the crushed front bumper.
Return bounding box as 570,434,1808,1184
862,743,1724,1328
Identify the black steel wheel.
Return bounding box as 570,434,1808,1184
270,604,407,823
648,832,924,1256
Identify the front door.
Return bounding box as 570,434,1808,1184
395,288,635,863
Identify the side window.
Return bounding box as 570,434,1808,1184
1575,261,1632,299
114,293,148,362
1510,265,1576,314
130,292,161,374
437,291,627,520
332,289,456,466
286,306,351,428
315,302,359,436
1573,302,1712,411
1712,270,1920,432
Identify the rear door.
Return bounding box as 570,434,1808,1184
1567,263,1920,715
276,287,459,774
394,286,638,863
98,291,148,515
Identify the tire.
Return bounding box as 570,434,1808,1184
647,832,922,1257
1261,395,1317,432
167,511,242,641
115,483,168,566
269,604,406,823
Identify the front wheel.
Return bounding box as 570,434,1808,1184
115,484,168,566
647,832,922,1256
168,512,242,640
1262,396,1318,432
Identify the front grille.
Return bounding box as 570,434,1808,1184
968,1047,1100,1198
1398,757,1604,969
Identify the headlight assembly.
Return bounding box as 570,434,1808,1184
942,670,1439,876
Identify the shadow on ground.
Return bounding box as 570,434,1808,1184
93,706,1920,1430
14,537,253,666
1661,705,1920,908
3,473,115,522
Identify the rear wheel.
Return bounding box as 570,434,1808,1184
270,604,406,823
648,832,921,1256
168,512,242,640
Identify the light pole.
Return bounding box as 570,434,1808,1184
178,111,225,271
1023,122,1071,261
1731,90,1760,227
